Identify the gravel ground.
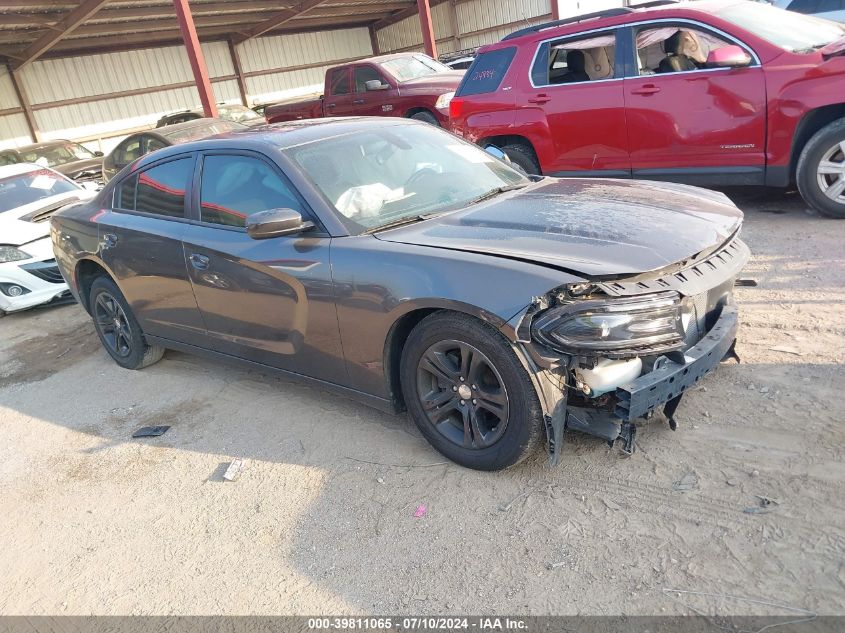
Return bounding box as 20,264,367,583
0,189,843,617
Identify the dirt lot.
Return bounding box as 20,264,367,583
0,189,843,617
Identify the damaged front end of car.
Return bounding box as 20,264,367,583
512,234,750,465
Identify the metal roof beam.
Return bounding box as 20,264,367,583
11,0,110,69
233,0,330,42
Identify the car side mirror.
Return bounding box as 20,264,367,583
94,151,104,157
483,145,513,166
706,45,752,69
246,208,313,239
365,79,389,91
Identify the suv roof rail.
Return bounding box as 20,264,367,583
627,0,681,8
501,8,633,41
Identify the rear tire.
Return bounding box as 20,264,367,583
502,143,541,176
796,118,845,219
410,111,439,126
89,276,164,370
400,311,544,471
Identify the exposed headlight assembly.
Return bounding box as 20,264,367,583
0,245,32,264
435,91,455,109
532,291,684,355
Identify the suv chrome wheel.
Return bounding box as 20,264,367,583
816,141,845,203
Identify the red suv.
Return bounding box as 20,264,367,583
449,0,845,218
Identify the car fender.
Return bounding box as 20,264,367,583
330,236,582,399
766,55,845,167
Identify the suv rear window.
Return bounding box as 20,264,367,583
456,47,516,97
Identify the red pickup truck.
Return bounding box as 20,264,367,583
265,53,464,127
449,0,845,218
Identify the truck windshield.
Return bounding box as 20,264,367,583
716,2,845,53
0,168,79,214
380,55,451,81
284,123,528,233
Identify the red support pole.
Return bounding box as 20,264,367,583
417,0,437,59
173,0,218,118
551,0,560,21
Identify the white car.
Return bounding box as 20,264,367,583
773,0,845,23
0,163,94,316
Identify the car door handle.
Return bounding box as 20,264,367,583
326,103,337,109
528,94,551,104
103,233,118,248
189,253,210,270
631,84,661,96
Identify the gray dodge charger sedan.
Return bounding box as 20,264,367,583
50,118,749,471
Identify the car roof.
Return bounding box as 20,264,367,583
131,117,422,169
156,117,224,138
0,162,60,178
8,140,75,153
498,0,745,44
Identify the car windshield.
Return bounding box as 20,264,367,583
284,123,528,233
716,2,845,52
218,105,263,123
18,142,96,167
0,168,79,214
380,55,451,81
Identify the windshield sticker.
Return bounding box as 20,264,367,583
30,174,58,190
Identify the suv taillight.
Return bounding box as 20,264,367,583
449,97,465,120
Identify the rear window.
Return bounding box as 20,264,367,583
456,47,516,97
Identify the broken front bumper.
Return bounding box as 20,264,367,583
614,301,739,422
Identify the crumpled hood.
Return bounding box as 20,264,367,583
398,70,464,92
375,178,743,278
53,157,102,180
0,192,90,246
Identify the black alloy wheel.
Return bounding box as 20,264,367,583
416,339,510,449
400,311,544,470
94,291,133,358
89,276,165,370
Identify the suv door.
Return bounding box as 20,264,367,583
623,22,766,182
180,151,345,384
100,154,207,345
520,29,630,176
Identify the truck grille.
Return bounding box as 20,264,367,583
20,259,65,284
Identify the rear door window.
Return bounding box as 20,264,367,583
531,31,617,86
456,47,516,96
115,157,192,218
115,137,143,166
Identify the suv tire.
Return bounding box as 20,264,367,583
797,118,845,219
502,143,541,175
400,311,544,470
89,276,165,370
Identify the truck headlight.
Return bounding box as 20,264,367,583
532,291,684,354
435,91,455,109
0,245,31,263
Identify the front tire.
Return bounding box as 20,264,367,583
89,276,164,370
797,118,845,219
400,312,544,470
410,111,439,126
